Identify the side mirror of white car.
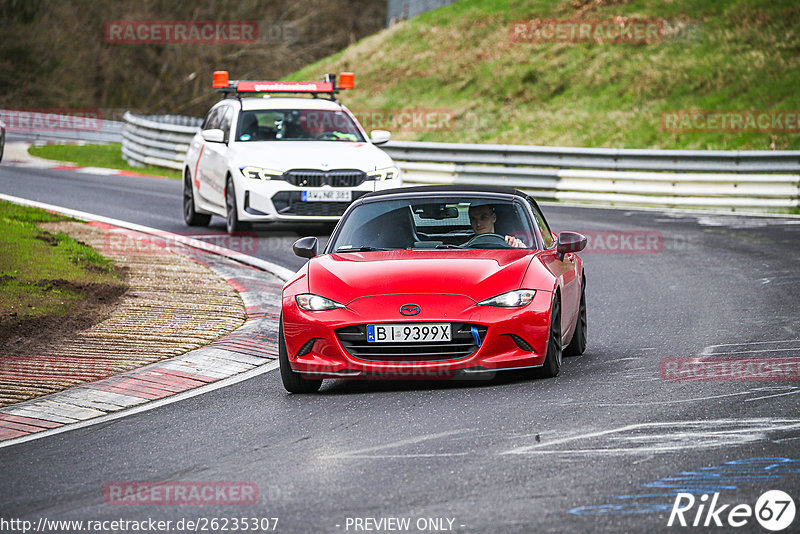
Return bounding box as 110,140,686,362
201,129,225,143
370,130,391,145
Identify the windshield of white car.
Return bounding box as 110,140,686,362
236,109,365,142
329,197,538,251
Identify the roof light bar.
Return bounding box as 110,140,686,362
212,71,355,101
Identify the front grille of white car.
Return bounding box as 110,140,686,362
272,191,369,217
284,169,367,188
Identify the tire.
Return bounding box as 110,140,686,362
537,294,562,378
183,170,211,226
564,279,587,357
279,317,323,393
225,176,251,234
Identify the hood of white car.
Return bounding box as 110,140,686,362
229,141,394,173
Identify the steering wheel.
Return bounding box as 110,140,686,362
463,233,510,248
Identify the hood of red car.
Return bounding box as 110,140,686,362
308,249,536,304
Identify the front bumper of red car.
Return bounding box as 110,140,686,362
281,291,553,380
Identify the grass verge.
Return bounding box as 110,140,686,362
0,200,126,331
28,143,180,179
287,0,800,150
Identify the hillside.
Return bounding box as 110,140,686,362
287,0,800,150
0,0,384,117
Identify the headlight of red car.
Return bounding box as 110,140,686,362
295,293,347,311
477,290,536,307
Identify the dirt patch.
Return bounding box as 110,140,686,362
0,279,128,357
33,232,60,246
0,221,247,408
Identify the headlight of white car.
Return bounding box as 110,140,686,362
366,166,400,181
296,294,346,311
477,290,536,307
241,166,284,180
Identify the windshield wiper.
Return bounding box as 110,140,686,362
434,244,465,249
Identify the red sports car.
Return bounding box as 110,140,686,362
279,185,587,393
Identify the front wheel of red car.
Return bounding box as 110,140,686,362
564,280,586,357
279,318,322,393
536,295,562,378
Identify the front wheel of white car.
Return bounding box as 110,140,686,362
225,176,249,234
183,170,211,227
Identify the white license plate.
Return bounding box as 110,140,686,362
301,190,352,202
367,323,451,343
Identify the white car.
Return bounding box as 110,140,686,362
183,74,401,233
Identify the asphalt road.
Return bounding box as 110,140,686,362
2,163,800,533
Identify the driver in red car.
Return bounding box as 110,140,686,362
467,204,526,248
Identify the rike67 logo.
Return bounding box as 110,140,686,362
668,490,795,530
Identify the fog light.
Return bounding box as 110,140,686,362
510,334,532,351
297,338,318,356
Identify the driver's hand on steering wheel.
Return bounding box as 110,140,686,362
505,235,525,248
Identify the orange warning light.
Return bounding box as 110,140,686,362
338,72,355,90
213,71,229,89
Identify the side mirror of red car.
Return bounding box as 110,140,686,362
293,236,318,259
556,231,587,260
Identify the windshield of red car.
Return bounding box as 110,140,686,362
330,197,537,251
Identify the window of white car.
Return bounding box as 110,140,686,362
235,109,365,142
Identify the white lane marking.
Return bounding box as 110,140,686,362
700,347,800,356
0,193,295,282
322,429,474,459
76,167,119,176
701,339,800,355
772,436,800,444
0,361,279,450
502,419,800,456
744,389,800,403
593,390,764,406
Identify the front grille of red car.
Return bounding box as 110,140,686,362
335,323,487,362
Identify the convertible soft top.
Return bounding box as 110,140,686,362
361,184,523,199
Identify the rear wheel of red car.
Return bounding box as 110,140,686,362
564,279,586,357
279,317,323,393
537,294,562,378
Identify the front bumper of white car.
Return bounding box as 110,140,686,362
235,168,401,222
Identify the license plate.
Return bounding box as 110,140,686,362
367,323,451,343
301,190,352,202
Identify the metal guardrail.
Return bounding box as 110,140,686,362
381,141,800,173
120,112,799,209
383,142,800,209
0,109,124,144
121,112,201,170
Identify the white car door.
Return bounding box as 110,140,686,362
200,104,234,209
